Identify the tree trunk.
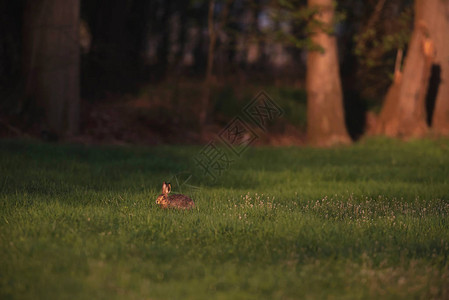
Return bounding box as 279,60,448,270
200,0,233,127
306,0,351,146
199,0,216,128
156,0,171,78
23,0,80,136
373,49,403,136
375,0,439,138
431,1,449,135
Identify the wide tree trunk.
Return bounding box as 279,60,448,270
373,72,402,136
375,0,440,138
23,0,80,136
306,0,351,146
431,1,449,135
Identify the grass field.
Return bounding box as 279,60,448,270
1,138,448,299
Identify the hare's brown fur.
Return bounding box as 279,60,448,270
156,182,194,209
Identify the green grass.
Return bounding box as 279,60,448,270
1,138,448,299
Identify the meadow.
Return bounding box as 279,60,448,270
0,138,448,299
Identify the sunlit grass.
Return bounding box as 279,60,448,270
0,138,448,299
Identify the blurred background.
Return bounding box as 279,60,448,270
0,0,447,146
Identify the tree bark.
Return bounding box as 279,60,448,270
375,0,440,138
306,0,351,146
199,0,216,127
431,1,449,135
200,0,233,127
23,0,80,136
373,49,403,136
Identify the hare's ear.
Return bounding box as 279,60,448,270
167,182,172,194
162,182,169,194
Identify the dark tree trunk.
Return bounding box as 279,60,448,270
306,0,351,146
23,0,80,135
156,0,171,78
200,0,233,127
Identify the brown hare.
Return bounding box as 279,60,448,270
156,182,195,209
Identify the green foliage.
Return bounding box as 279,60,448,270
354,6,412,59
265,86,307,128
211,85,307,128
1,139,449,299
353,1,413,99
266,0,345,52
138,82,308,130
